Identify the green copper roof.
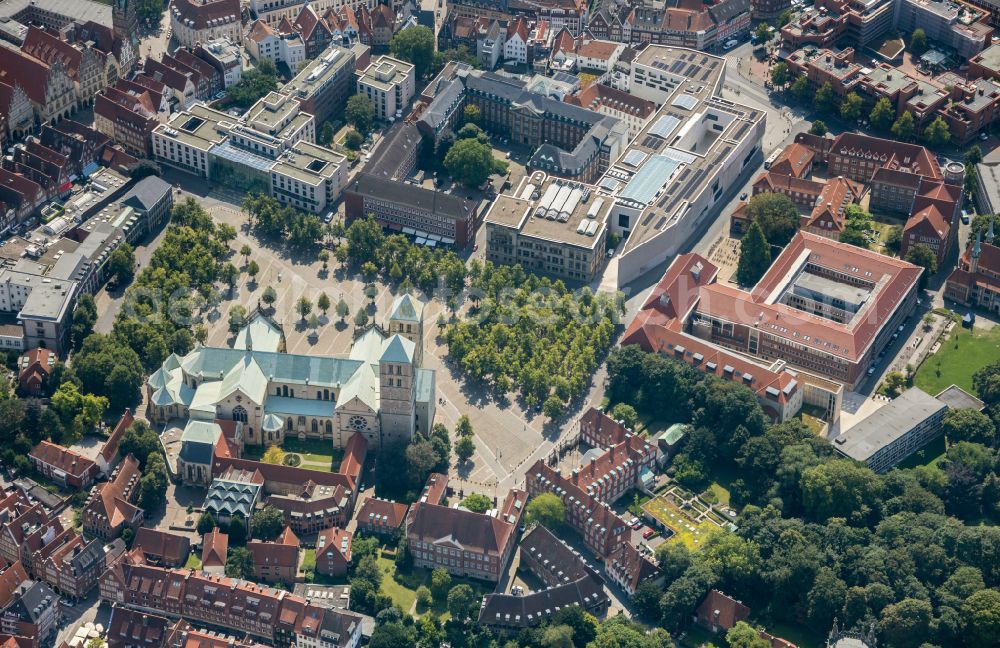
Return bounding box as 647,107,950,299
380,335,415,364
390,293,423,323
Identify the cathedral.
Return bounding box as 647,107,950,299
147,293,435,454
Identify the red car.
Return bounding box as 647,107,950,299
642,527,656,539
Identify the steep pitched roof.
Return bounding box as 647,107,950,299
0,47,50,104
21,27,82,81
29,441,96,479
202,528,228,568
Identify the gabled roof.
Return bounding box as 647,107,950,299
22,27,82,81
0,47,50,104
29,441,96,479
202,528,228,568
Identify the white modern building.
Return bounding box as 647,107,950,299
356,56,416,121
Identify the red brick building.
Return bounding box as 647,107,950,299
578,407,629,449
354,498,409,537
247,527,300,584
315,527,351,577
28,442,97,491
17,348,53,396
81,455,143,541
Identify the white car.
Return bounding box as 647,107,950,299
981,132,990,141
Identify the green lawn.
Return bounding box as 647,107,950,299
678,625,723,647
642,495,721,551
914,325,1000,394
185,553,202,570
378,556,418,613
897,434,947,470
301,548,316,573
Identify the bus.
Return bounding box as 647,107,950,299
764,149,781,169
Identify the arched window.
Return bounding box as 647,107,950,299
324,389,330,401
325,420,333,435
311,419,319,434
282,385,289,397
232,406,248,423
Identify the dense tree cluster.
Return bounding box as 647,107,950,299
243,193,325,251
375,424,451,501
225,59,279,110
389,26,435,79
110,198,231,371
839,205,875,249
446,264,623,410
606,345,1000,646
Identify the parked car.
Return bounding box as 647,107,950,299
739,192,748,200
630,518,643,530
642,527,656,539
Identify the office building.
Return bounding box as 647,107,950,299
356,56,416,121
283,43,369,126
833,387,948,472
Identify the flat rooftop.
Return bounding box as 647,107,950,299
0,0,111,25
156,104,230,151
973,42,1000,73
358,56,414,92
272,141,346,185
486,173,610,250
245,92,301,134
283,44,364,98
835,388,946,462
598,47,763,256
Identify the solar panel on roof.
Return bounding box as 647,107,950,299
672,94,699,111
622,150,648,167
684,63,699,77
649,115,681,138
700,69,713,82
669,60,685,73
641,134,664,149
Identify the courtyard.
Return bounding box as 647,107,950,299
914,317,1000,394
641,487,730,551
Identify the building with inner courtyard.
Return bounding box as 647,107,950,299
147,299,435,455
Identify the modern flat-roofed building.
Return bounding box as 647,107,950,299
283,43,369,126
601,45,765,287
484,172,611,282
356,56,416,121
833,387,948,472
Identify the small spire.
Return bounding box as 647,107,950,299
973,231,982,258
988,218,995,245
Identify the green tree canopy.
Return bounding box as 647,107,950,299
771,62,790,87
905,243,938,287
809,120,828,136
444,138,498,188
346,94,376,135
389,26,435,78
840,92,863,121
892,111,917,141
526,493,567,528
923,116,951,148
250,505,285,541
870,97,896,130
910,28,928,55
737,221,772,287
744,192,799,246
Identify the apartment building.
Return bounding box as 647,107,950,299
247,527,300,584
579,407,630,449
284,43,369,127
1,581,59,647
834,387,948,471
406,488,526,581
93,81,160,158
195,38,244,88
354,498,409,536
478,525,609,632
356,56,415,121
170,0,242,49
525,460,629,557
568,435,657,504
901,177,962,264
484,172,610,282
621,0,752,50
606,541,662,596
245,20,307,69
35,529,124,601
314,527,352,577
28,441,97,490
99,559,364,647
81,454,143,540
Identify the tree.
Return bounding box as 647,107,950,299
455,435,475,463
943,408,996,447
840,204,874,249
892,111,917,141
120,420,162,467
261,285,278,307
227,514,247,546
430,568,451,600
726,622,771,648
344,129,364,150
263,445,285,464
346,94,376,135
229,305,248,333
840,92,863,121
610,403,639,429
737,221,771,287
744,192,799,246
107,243,136,287
880,598,932,648
543,394,565,419
463,104,481,125
335,298,350,323
74,333,144,411
870,97,896,131
754,22,771,43
791,75,810,102
965,163,980,198
138,454,168,511
885,225,903,254
905,243,938,287
446,584,477,621
910,28,928,56
415,585,432,609
197,512,216,535
923,115,951,148
296,296,313,322
807,567,848,629
962,587,1000,647
225,59,279,109
631,579,664,621
966,145,984,166
801,459,882,522
49,381,107,445
319,121,336,146
354,309,369,327
225,547,254,579
240,244,252,264
390,26,435,79
71,294,98,352
809,120,828,136
461,493,492,513
250,505,285,541
247,260,260,282
444,138,497,188
317,292,331,316
778,8,793,25
526,493,567,528
771,62,790,87
815,83,836,113
456,415,473,437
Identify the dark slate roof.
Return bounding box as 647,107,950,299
8,581,58,623
347,173,477,221
179,440,215,465
708,0,751,24
478,569,608,628
122,176,172,212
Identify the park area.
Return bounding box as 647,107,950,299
244,438,343,473
914,321,1000,394
642,488,727,551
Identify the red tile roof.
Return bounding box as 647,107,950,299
171,0,240,31
134,528,191,565
101,409,134,466
338,433,366,482
697,590,750,631
770,143,814,179
29,441,96,478
566,83,656,119
356,497,409,530
0,561,29,609
22,27,83,82
201,528,228,568
0,47,50,104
